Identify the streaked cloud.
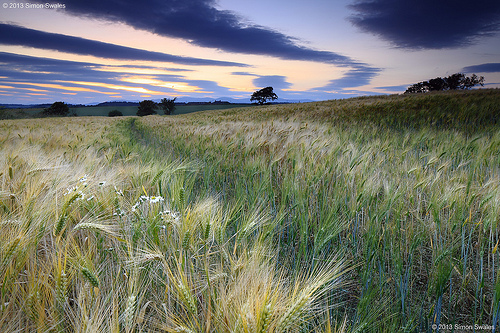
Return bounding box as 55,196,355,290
0,52,235,100
0,23,248,67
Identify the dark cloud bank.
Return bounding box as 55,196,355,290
0,23,247,67
35,0,358,66
349,0,500,49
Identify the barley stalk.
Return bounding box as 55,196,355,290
81,267,99,288
257,303,272,333
123,295,136,329
1,237,20,268
203,221,211,240
182,229,191,251
179,186,185,209
55,270,68,305
276,293,311,332
53,214,68,237
178,282,197,317
26,290,40,322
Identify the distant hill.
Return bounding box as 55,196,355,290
0,103,86,109
95,101,139,107
0,103,52,109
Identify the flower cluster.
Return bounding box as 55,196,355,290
63,174,108,202
63,185,85,200
131,195,165,212
62,174,181,228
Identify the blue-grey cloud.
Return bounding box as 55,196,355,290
462,63,500,73
0,23,248,67
253,75,292,91
348,0,500,49
232,72,257,76
27,0,367,68
313,66,381,91
375,85,408,92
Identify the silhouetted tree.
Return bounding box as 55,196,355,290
137,100,158,116
42,101,69,117
251,87,278,105
160,97,177,115
461,74,485,89
405,73,484,94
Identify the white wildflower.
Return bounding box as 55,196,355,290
64,186,78,196
114,186,124,196
149,196,164,203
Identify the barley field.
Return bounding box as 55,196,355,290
1,89,500,332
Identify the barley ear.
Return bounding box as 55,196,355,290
2,237,20,268
81,267,99,288
53,214,68,237
182,229,191,251
55,270,68,305
123,295,137,330
276,295,309,332
178,282,197,317
257,303,272,333
178,186,185,210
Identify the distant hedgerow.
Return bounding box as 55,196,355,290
108,110,123,117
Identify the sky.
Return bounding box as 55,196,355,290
0,0,499,104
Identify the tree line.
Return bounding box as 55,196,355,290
40,98,177,117
136,98,176,116
405,73,484,94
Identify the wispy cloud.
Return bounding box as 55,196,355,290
348,0,500,49
462,63,500,73
0,23,248,67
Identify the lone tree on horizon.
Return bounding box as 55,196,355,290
159,97,177,115
251,86,278,105
405,73,484,94
42,101,69,117
137,100,158,116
